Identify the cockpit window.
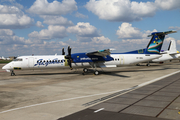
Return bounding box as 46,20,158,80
13,58,23,61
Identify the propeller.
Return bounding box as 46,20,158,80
62,48,65,55
65,46,73,70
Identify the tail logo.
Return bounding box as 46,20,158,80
147,39,163,53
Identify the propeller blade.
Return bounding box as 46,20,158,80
62,48,65,55
68,59,73,70
65,46,73,70
68,46,71,56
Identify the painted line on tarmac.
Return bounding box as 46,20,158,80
0,70,180,114
0,89,128,114
94,108,104,113
138,70,180,87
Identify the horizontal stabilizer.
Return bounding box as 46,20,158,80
148,30,177,37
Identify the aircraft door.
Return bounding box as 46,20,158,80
28,57,34,68
119,55,124,65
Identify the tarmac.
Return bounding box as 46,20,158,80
59,70,180,120
0,61,180,120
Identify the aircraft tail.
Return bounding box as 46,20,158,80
145,30,177,54
167,40,179,54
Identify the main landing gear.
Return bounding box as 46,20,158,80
146,63,150,66
94,70,99,75
82,68,100,75
11,70,16,76
82,63,101,75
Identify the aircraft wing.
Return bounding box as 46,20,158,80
86,49,111,57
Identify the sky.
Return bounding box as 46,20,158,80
0,0,180,57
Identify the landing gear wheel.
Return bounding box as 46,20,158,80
83,68,88,73
136,63,140,66
94,70,99,75
146,63,150,66
11,71,15,76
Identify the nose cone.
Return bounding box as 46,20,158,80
2,64,10,70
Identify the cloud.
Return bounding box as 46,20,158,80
116,23,158,41
75,12,88,19
164,37,176,42
0,28,177,57
36,21,44,28
176,40,180,45
28,0,77,15
169,26,180,31
85,0,180,22
0,5,34,29
116,23,158,46
42,15,73,26
116,23,143,39
85,0,157,22
0,4,20,14
0,0,24,9
28,25,67,40
155,0,180,10
67,22,100,38
0,29,14,36
0,29,31,45
91,36,111,44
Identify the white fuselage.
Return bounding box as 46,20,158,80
151,53,180,63
2,53,161,72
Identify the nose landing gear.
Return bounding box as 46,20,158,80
11,70,16,76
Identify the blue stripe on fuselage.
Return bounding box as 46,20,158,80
111,48,160,55
71,53,113,63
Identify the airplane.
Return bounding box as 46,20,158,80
2,30,177,76
144,39,180,66
0,56,10,60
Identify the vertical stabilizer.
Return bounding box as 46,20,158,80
168,40,178,54
145,31,177,54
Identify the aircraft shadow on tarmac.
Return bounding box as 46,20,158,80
17,70,130,78
18,72,79,76
16,65,180,78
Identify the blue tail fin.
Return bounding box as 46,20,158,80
145,30,177,54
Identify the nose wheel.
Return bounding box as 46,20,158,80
11,70,16,76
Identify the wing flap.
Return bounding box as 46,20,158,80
86,49,111,57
